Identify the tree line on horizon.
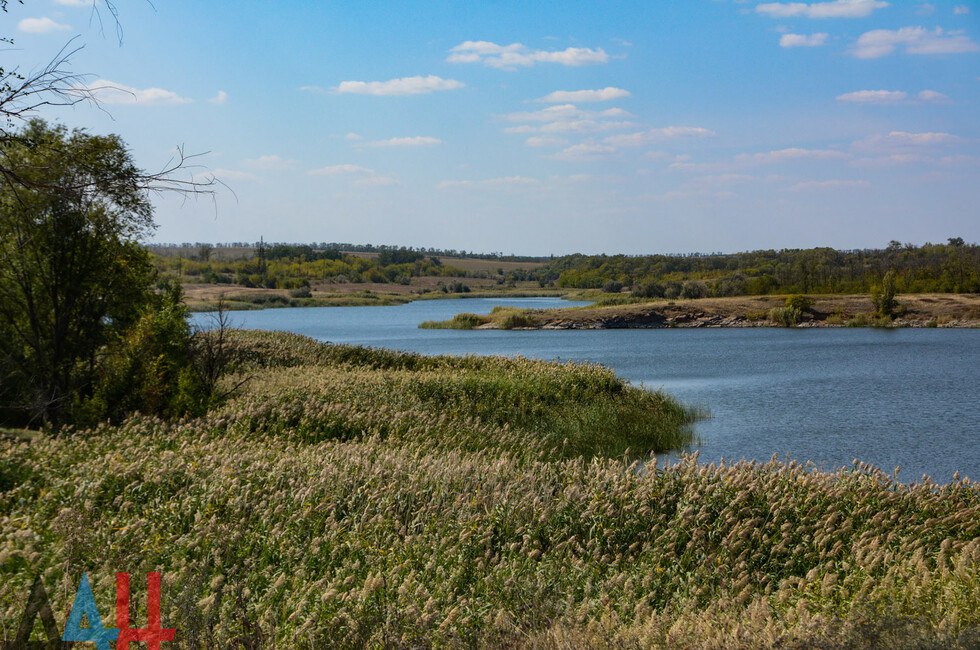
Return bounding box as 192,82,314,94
153,239,980,297
546,239,980,296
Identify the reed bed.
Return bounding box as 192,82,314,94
0,331,977,648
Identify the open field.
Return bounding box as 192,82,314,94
421,293,980,330
344,250,547,273
1,331,977,648
181,280,561,311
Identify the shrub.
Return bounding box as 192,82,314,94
680,281,709,299
872,270,899,318
785,294,814,313
633,282,666,299
419,313,488,329
769,306,802,327
602,280,624,293
498,311,535,329
289,286,312,299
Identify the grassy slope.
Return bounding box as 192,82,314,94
1,332,978,648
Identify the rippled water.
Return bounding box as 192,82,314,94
191,298,980,481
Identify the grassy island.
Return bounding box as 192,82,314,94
2,331,978,648
419,293,980,330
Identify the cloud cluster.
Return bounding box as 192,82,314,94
447,41,608,68
309,164,398,187
791,179,870,190
603,127,715,148
780,33,828,47
364,136,443,148
243,155,293,170
328,75,463,96
437,176,539,190
80,79,191,105
756,0,888,19
836,89,950,104
17,17,71,34
536,87,631,103
501,105,636,134
736,148,848,164
852,26,979,58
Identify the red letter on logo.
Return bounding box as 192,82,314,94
116,572,176,650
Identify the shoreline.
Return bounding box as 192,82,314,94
424,294,980,330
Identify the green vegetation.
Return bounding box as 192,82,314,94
154,245,463,290
419,312,489,329
547,241,980,296
768,295,814,327
1,333,977,648
0,121,217,428
420,305,539,330
872,269,900,319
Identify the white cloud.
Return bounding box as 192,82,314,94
756,1,888,19
881,131,959,145
853,130,960,151
917,89,951,103
536,87,631,103
54,0,94,6
500,105,636,134
850,153,930,167
243,154,293,170
365,136,442,148
17,17,71,34
309,164,375,176
355,176,399,187
553,143,618,161
332,75,464,96
852,27,980,58
208,90,228,105
791,179,870,190
737,147,848,163
836,88,952,104
603,126,715,147
437,176,539,190
525,136,568,148
211,168,258,182
345,132,363,142
79,79,191,105
780,33,829,47
447,41,608,69
837,89,908,103
954,5,970,15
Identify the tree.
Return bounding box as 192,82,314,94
871,270,898,319
0,119,159,424
1,2,217,196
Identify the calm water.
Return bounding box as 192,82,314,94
192,298,980,482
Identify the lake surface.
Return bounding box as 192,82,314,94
191,298,980,482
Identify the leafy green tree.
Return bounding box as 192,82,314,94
0,119,159,424
871,270,899,319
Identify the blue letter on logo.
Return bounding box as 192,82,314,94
62,573,119,650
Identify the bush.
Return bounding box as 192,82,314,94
872,270,899,318
498,311,535,329
602,280,624,293
289,286,312,299
419,313,488,330
769,306,802,327
680,281,709,299
785,294,814,313
633,281,666,299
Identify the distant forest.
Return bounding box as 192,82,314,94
150,239,980,296
547,238,979,296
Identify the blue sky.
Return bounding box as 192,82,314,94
8,0,980,254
